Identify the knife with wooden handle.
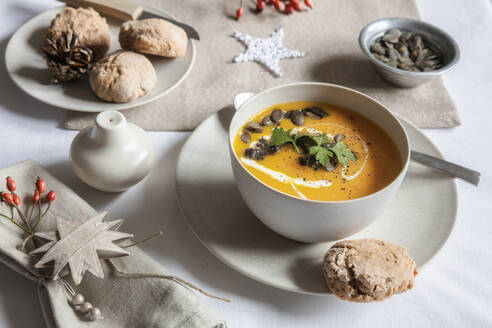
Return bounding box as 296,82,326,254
59,0,200,40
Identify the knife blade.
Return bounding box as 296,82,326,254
139,8,199,40
59,0,200,40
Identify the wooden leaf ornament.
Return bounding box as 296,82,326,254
32,212,133,285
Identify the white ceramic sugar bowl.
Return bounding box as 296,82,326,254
70,111,155,193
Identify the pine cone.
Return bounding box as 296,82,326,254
41,31,93,84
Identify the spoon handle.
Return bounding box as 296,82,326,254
410,150,481,185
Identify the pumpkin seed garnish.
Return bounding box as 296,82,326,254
370,29,443,73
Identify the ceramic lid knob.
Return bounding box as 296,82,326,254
70,111,155,193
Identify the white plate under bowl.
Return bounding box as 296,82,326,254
5,6,195,112
175,106,458,295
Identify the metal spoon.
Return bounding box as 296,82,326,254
411,150,480,185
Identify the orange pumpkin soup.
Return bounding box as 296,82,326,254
233,101,402,201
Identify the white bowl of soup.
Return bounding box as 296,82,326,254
229,82,410,243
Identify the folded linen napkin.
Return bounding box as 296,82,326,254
64,0,460,131
0,160,225,328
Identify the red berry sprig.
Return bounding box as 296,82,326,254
236,7,243,19
256,0,266,11
6,177,16,192
1,192,13,204
36,177,46,194
46,191,56,202
0,176,56,234
33,190,40,204
292,0,302,11
235,0,312,19
284,3,293,14
12,194,20,206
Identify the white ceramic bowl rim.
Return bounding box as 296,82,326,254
229,82,411,204
359,17,460,78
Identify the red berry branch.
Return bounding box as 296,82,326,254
236,0,312,19
0,177,56,235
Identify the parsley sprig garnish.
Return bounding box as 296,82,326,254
269,127,356,167
330,140,356,166
270,127,301,153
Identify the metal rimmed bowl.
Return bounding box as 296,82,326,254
359,17,460,88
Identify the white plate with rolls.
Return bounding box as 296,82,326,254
5,5,196,112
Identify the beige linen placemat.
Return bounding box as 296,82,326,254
65,0,460,130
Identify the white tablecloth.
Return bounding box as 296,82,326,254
0,1,491,327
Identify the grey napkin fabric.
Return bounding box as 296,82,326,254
0,160,225,328
64,0,460,131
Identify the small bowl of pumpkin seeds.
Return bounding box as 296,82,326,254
359,17,460,88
